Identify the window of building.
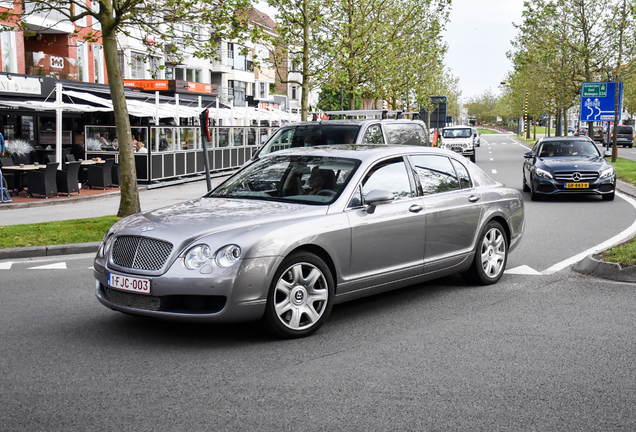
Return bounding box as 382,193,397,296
149,56,161,78
0,0,12,8
1,29,17,73
165,66,174,80
91,0,101,30
93,44,104,83
131,51,145,79
77,40,89,81
291,85,297,100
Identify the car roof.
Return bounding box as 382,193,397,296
443,125,471,129
540,136,593,142
278,118,427,128
264,144,458,160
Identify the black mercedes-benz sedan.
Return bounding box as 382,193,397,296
522,136,616,201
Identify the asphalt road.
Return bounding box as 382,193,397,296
2,136,636,430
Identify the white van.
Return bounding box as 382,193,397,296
440,125,475,162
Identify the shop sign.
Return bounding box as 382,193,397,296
50,56,65,69
187,82,213,94
0,75,42,95
259,102,280,111
123,79,170,91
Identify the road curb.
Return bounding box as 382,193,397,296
573,254,636,282
0,242,100,260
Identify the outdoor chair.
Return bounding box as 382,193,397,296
0,158,15,193
27,162,58,198
87,159,114,189
56,161,81,196
111,162,120,186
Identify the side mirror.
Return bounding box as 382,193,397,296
524,151,534,159
364,189,394,214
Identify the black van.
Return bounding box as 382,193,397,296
604,125,634,148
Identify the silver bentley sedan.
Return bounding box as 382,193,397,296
94,145,524,338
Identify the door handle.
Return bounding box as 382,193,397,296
409,204,423,213
468,195,480,203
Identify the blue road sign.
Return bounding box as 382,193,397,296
580,82,623,122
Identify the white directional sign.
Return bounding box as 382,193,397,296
580,82,622,122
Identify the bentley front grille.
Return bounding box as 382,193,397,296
111,235,173,271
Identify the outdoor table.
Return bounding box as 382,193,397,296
2,164,45,194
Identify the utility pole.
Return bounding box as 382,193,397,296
524,90,531,139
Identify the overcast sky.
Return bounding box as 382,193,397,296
256,0,526,102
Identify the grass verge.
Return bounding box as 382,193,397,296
0,216,120,249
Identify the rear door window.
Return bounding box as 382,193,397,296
363,124,384,144
410,154,461,195
385,123,426,145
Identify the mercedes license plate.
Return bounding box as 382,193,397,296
565,183,589,189
108,273,151,294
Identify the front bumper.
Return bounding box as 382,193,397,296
93,254,280,323
532,176,615,197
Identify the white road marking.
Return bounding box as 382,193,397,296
0,262,13,270
505,265,542,275
543,190,636,275
28,262,67,270
491,170,497,174
490,158,494,161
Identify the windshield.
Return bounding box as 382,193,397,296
258,124,362,156
538,140,601,157
208,155,360,204
443,128,471,138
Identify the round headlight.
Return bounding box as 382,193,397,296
184,244,212,269
215,244,242,267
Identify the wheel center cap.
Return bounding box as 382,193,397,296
291,287,306,306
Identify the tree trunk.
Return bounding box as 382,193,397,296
300,0,309,121
102,28,141,216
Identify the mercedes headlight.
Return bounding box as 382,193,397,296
599,167,615,179
184,244,212,269
215,244,242,267
535,168,553,179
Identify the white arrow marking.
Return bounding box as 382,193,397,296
505,265,542,275
29,262,67,270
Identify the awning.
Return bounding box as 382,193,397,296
0,99,111,113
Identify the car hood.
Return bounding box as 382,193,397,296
111,198,327,248
538,156,609,171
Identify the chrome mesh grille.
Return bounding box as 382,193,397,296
106,288,161,311
554,171,599,182
111,235,173,271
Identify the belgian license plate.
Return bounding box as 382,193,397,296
565,183,589,189
108,273,151,294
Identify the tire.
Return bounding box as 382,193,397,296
462,220,508,285
264,252,334,338
530,181,541,201
522,173,530,192
602,191,615,201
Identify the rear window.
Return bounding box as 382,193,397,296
258,124,362,156
385,123,427,146
616,126,633,135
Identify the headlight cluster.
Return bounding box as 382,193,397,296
599,167,615,179
535,168,553,179
184,244,242,270
97,233,114,258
